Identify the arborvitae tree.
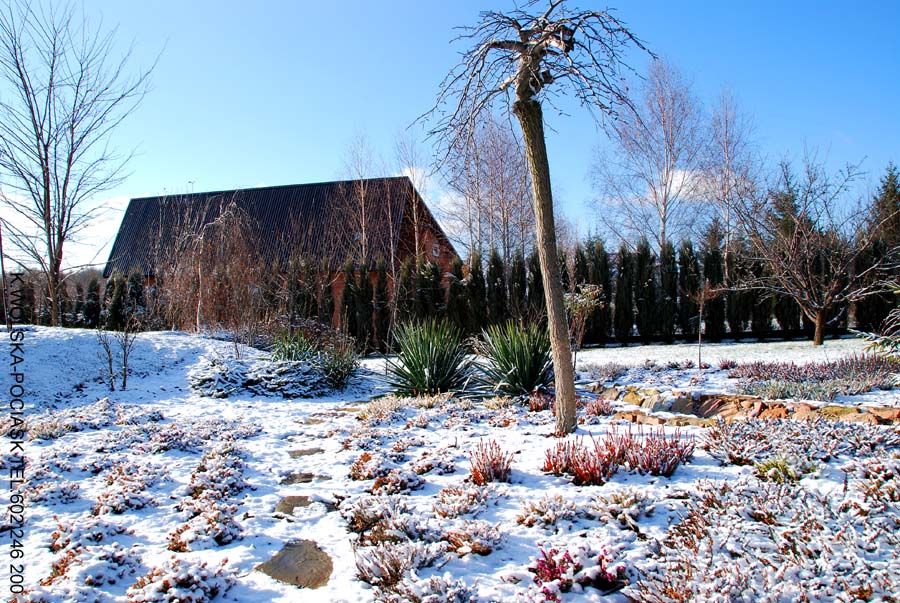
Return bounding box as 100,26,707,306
105,273,126,330
446,257,469,333
373,260,390,352
585,238,611,345
395,258,415,325
468,252,487,333
73,282,85,326
573,243,589,287
356,268,374,350
318,269,335,327
526,250,545,321
749,263,773,340
633,237,657,343
58,282,71,327
702,222,726,342
658,240,678,343
427,260,445,318
416,260,444,320
126,270,145,322
508,251,527,321
774,294,800,333
84,277,101,328
558,246,571,292
677,240,700,338
486,248,508,325
613,244,634,342
341,261,358,337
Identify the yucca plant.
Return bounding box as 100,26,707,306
476,322,553,395
386,319,472,396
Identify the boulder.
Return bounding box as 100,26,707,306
759,404,789,420
670,396,695,415
868,407,900,423
256,540,333,589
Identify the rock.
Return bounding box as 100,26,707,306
274,496,313,515
640,394,667,413
256,540,333,588
288,448,324,459
612,411,644,423
759,404,789,420
670,396,694,415
666,416,715,428
598,386,620,400
622,390,644,406
819,405,860,419
790,403,817,419
868,407,900,422
836,411,880,425
637,414,667,426
281,472,330,485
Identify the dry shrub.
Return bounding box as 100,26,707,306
516,494,577,527
433,486,488,518
468,440,513,485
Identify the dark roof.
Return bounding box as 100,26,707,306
103,176,455,277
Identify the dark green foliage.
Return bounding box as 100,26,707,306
446,257,469,333
633,237,657,343
854,240,893,332
318,274,335,327
871,162,900,245
395,258,415,325
387,319,471,396
58,282,72,326
468,252,487,333
774,295,801,332
585,238,611,344
724,246,748,338
477,322,552,395
526,251,545,321
750,293,773,340
73,282,85,325
416,260,444,320
558,246,571,292
356,269,374,351
486,249,507,325
271,325,360,389
341,261,358,338
856,165,900,331
125,270,146,323
18,279,35,324
84,278,101,328
104,273,126,330
373,260,391,352
702,222,726,342
507,251,527,321
658,241,678,343
573,243,589,287
613,244,634,342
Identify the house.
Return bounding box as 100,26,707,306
103,176,458,326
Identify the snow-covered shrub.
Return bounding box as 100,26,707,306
92,461,166,515
412,447,456,476
843,451,900,507
24,480,80,504
126,557,236,603
583,398,613,419
717,358,738,370
527,542,626,602
468,439,513,485
391,435,425,453
349,451,391,481
340,495,431,545
433,485,488,519
342,426,387,451
188,356,333,399
355,541,448,591
753,457,809,483
359,395,405,425
387,573,478,603
442,519,502,555
516,494,577,528
186,444,247,502
28,419,72,441
542,438,619,486
588,488,656,533
630,478,900,602
168,502,241,551
615,427,695,477
581,362,627,383
50,516,132,552
114,406,165,426
371,469,425,495
528,390,553,412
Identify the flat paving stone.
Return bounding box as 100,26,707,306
281,472,331,485
288,447,324,458
256,540,333,589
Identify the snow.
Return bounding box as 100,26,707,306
5,327,899,601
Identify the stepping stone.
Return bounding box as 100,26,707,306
274,495,313,515
304,417,325,425
288,447,324,458
281,472,332,485
256,540,333,589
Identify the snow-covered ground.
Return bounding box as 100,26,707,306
4,328,899,602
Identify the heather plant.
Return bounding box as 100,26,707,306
528,542,627,601
729,354,897,398
468,439,513,485
516,493,578,527
581,362,627,383
126,557,236,603
589,488,656,535
433,485,488,518
441,520,502,556
475,322,553,395
387,320,472,396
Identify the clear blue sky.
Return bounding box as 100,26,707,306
67,0,900,265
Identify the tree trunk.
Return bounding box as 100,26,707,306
813,308,826,346
513,99,577,435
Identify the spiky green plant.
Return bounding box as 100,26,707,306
477,322,553,395
387,319,472,396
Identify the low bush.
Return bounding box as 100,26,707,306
516,494,578,527
387,320,472,396
589,488,656,534
126,557,236,603
475,322,552,395
581,362,627,383
468,439,513,485
542,438,618,486
528,542,626,601
433,485,488,518
442,520,502,556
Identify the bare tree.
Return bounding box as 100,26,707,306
395,132,428,262
593,59,707,249
0,2,154,325
735,156,898,346
427,0,648,434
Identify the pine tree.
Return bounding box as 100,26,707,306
526,251,545,321
702,222,726,342
84,277,101,328
105,273,126,330
585,238,611,345
613,244,634,342
394,258,415,325
126,270,146,322
341,261,358,337
426,261,444,318
678,240,700,339
633,238,657,343
558,246,571,292
468,252,487,333
658,240,678,343
573,243,589,287
486,248,507,325
507,251,527,321
356,268,374,351
373,260,390,352
446,257,469,333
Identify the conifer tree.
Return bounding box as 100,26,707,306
507,251,527,321
573,243,589,287
58,282,71,326
126,270,145,322
526,250,545,321
318,274,335,327
395,258,415,325
373,259,390,352
633,238,657,343
677,240,700,338
486,248,507,325
558,246,571,292
586,238,611,344
73,282,85,326
658,241,678,343
774,295,800,332
702,222,726,342
84,277,101,328
341,261,358,337
613,244,634,342
356,268,374,351
467,252,487,333
105,273,126,330
749,260,773,340
446,257,469,333
415,260,443,320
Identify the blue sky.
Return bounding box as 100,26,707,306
57,0,900,266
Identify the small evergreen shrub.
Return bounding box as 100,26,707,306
475,322,553,395
468,439,513,485
387,320,472,396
